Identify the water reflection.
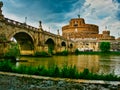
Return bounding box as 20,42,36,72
76,55,99,73
18,55,120,76
99,55,120,76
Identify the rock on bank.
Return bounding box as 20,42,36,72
0,72,120,90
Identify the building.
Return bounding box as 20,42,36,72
111,37,120,51
62,16,115,51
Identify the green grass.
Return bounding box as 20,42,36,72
55,50,69,56
34,51,51,57
0,60,120,81
0,60,14,72
74,49,120,55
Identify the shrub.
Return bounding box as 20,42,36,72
35,66,48,76
60,64,78,78
60,64,69,77
67,65,78,78
61,50,68,56
100,42,110,52
75,49,79,55
34,51,49,57
4,42,20,61
47,65,60,77
0,60,13,72
55,50,69,56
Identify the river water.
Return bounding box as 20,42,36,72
18,55,120,76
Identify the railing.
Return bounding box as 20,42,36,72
5,18,39,31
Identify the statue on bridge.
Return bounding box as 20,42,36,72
57,29,60,35
39,20,43,31
39,21,42,28
0,1,4,20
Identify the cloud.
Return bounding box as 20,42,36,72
3,0,25,8
82,0,117,19
77,0,120,38
9,0,24,8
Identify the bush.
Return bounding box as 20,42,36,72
34,51,49,57
61,50,68,56
37,66,48,76
4,42,20,61
55,50,69,56
0,60,13,72
100,42,110,52
47,65,60,77
75,49,79,55
60,64,78,78
14,65,37,75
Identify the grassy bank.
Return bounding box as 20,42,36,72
0,60,120,81
74,49,120,55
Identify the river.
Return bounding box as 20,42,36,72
18,55,120,76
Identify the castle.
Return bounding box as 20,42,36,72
62,16,119,51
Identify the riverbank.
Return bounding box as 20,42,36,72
0,71,120,90
74,50,120,55
0,60,120,81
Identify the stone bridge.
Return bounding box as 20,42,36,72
0,1,75,55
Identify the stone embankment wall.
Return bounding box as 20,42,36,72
0,72,120,90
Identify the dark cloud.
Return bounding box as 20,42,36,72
16,0,79,13
45,0,79,13
112,0,120,3
116,0,120,3
2,0,85,19
2,0,82,22
116,10,120,20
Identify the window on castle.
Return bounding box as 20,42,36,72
74,24,78,27
74,21,78,27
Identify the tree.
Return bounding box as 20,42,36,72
100,42,110,52
4,42,20,61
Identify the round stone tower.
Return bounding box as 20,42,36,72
62,17,99,39
102,30,110,36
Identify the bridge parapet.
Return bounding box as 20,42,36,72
4,18,71,41
43,30,59,37
4,17,68,41
4,18,39,31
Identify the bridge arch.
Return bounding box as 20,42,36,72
45,38,55,54
69,43,73,48
8,30,35,42
8,30,35,55
61,41,66,47
61,41,66,50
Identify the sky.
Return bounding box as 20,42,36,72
1,0,120,38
